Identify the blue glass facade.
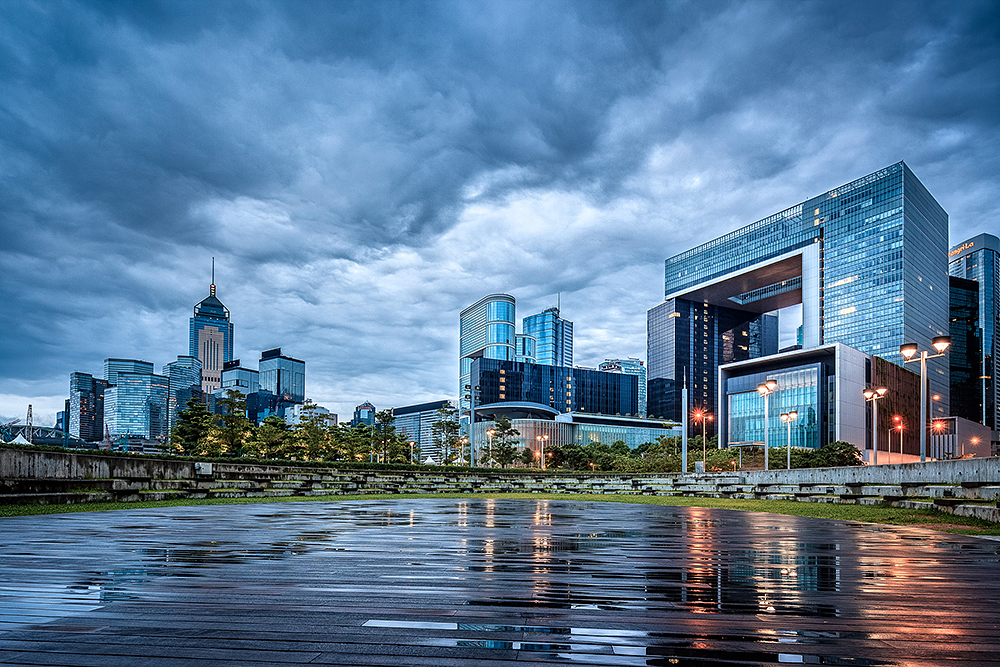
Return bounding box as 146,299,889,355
949,233,999,430
948,277,982,423
221,359,260,394
522,307,573,367
259,348,305,404
69,372,109,442
104,358,154,386
598,358,647,416
352,401,376,427
472,358,638,417
164,356,202,435
104,372,170,440
653,162,950,426
459,294,516,423
393,400,452,463
726,364,823,450
515,333,536,363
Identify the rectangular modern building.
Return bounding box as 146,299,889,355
163,355,202,436
259,348,305,405
948,233,999,430
949,276,982,423
599,358,648,417
523,306,573,367
69,372,109,442
471,358,638,417
104,371,170,440
393,400,452,464
650,162,950,430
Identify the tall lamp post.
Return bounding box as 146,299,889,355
863,387,888,465
756,379,777,471
780,411,798,469
693,409,713,469
900,336,951,462
486,429,495,468
892,416,903,465
536,434,549,470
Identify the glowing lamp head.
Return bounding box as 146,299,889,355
780,413,789,423
876,387,888,397
788,411,797,421
932,335,951,354
863,388,876,400
765,379,778,392
757,383,770,396
900,342,918,360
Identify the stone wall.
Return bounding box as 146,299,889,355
2,447,998,522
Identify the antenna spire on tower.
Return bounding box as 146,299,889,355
210,257,216,296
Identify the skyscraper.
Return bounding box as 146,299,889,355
259,348,305,404
650,162,950,427
163,356,202,436
189,271,234,395
104,358,154,387
104,369,169,440
949,233,999,430
459,294,516,431
948,276,981,423
69,372,109,442
523,306,573,367
598,358,647,416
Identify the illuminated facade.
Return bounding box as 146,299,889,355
948,233,999,430
650,162,950,429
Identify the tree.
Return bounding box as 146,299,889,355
490,415,520,468
811,441,865,467
246,416,289,459
291,400,333,460
372,409,409,463
546,445,566,469
518,447,536,467
171,397,214,455
431,405,462,465
216,390,252,457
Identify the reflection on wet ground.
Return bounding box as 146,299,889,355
1,499,998,665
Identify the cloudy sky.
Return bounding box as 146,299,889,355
1,0,998,425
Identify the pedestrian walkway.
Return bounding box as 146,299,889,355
0,499,997,665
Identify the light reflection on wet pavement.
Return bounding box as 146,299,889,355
0,499,997,665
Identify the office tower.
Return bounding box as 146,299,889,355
650,162,950,428
104,371,170,440
352,401,376,427
949,233,999,429
523,306,573,367
164,356,203,436
220,359,260,395
393,400,452,463
69,372,109,441
515,334,537,363
104,358,154,387
459,294,516,429
949,276,982,423
189,276,234,395
598,358,647,416
258,348,305,405
471,358,638,417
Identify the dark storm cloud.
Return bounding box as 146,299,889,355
1,0,997,421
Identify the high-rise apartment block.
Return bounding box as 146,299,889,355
522,307,573,367
189,281,234,395
69,372,110,442
649,162,950,429
949,233,999,430
598,358,647,416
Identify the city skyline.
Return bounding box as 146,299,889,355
2,1,998,425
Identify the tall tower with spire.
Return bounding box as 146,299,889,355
189,259,234,394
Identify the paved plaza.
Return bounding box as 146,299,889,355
0,499,997,666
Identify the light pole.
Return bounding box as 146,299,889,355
900,336,951,462
892,416,903,464
863,386,888,465
780,411,797,469
486,429,495,468
693,409,714,468
756,379,777,471
536,434,549,470
409,441,415,464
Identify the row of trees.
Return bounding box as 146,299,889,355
170,392,863,471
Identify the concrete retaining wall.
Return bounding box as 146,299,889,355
2,447,998,523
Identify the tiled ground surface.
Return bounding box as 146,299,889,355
0,499,998,666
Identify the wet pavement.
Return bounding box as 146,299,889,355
0,499,998,666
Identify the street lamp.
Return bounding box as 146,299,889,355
486,429,495,468
780,411,798,469
757,379,777,471
900,336,950,462
863,386,888,465
409,441,415,464
892,416,903,465
535,434,549,470
693,409,713,469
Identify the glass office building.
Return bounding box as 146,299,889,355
599,358,648,417
104,358,154,387
189,282,234,395
523,307,573,367
163,356,202,436
104,372,170,440
471,358,638,417
69,372,109,442
949,277,982,423
352,401,376,427
515,334,536,363
651,162,950,430
393,400,452,463
459,294,516,430
258,348,305,405
949,233,999,430
221,359,260,394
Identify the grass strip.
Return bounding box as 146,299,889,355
1,492,997,535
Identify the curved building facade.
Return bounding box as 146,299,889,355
459,294,516,430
